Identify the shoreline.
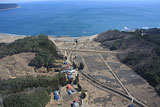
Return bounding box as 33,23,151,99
0,33,98,43
0,32,27,36
0,33,26,43
0,32,98,38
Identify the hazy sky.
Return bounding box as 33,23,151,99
0,0,159,3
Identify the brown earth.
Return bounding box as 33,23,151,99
0,52,36,79
0,34,25,43
0,34,64,79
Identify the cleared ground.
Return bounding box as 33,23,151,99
0,52,64,79
82,54,125,93
101,53,160,107
0,52,36,79
50,35,160,107
0,34,25,43
79,73,130,107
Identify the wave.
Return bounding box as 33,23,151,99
0,32,27,36
0,32,73,37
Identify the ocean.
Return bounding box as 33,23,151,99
0,1,160,37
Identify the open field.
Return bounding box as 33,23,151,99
81,54,125,93
0,52,35,79
79,73,130,107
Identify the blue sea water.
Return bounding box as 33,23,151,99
0,1,160,37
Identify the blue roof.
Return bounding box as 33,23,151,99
64,61,67,64
128,104,134,107
68,90,72,95
54,95,59,100
68,75,72,79
65,70,71,73
54,91,58,95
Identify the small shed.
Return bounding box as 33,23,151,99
71,101,79,107
67,85,72,89
68,89,72,95
68,75,72,79
70,69,76,73
54,95,60,100
74,99,79,102
66,70,71,73
128,104,134,107
68,64,72,66
54,91,58,95
67,73,72,75
64,61,68,64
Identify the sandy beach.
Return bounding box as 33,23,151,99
0,33,98,43
0,33,26,43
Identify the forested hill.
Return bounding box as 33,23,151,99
95,28,160,94
0,35,67,107
0,34,61,69
0,3,18,10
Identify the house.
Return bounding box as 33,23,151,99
54,95,60,100
67,85,73,90
54,90,60,100
128,104,134,107
68,89,72,95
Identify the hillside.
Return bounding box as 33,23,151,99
0,73,68,107
95,28,160,94
0,35,68,107
0,34,61,69
0,3,18,10
0,52,36,79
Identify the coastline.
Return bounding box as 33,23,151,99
0,33,26,43
0,33,98,43
0,32,28,36
0,6,21,11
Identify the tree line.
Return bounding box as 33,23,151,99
95,28,160,94
3,89,50,107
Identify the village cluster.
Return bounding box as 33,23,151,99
51,57,87,107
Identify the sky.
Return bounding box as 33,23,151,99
0,0,159,3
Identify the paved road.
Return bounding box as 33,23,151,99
60,48,122,54
59,48,146,54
